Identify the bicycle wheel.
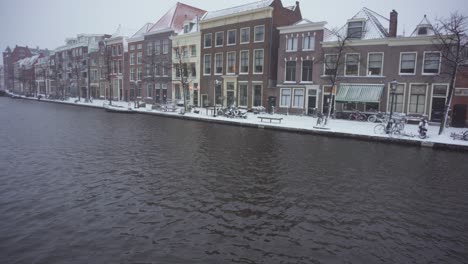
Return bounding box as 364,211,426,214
358,114,367,121
374,124,386,134
368,115,377,123
463,131,468,141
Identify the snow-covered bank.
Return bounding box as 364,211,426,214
11,94,468,151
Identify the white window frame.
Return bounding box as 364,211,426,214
130,53,135,65
137,44,142,50
214,53,223,75
240,27,250,44
367,52,384,76
227,29,236,46
254,25,265,43
146,84,153,99
253,49,264,74
302,34,315,51
238,82,248,107
292,88,305,108
399,52,417,75
252,83,263,107
285,60,296,83
407,83,428,115
422,51,442,75
344,53,360,76
215,31,224,47
239,50,249,74
301,59,313,83
323,54,338,76
286,35,298,52
203,54,212,76
455,88,468,96
204,33,212,49
226,51,236,74
162,39,169,54
280,88,292,108
347,20,365,39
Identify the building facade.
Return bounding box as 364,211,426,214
199,0,301,109
3,46,33,92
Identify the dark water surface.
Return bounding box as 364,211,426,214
0,98,467,264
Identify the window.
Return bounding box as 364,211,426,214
240,50,249,74
162,62,167,76
146,42,153,55
280,88,291,107
190,45,196,56
82,72,87,78
389,83,405,113
227,30,236,45
285,61,296,82
204,54,211,75
254,50,264,73
190,63,196,77
409,84,427,114
130,45,135,51
254,25,265,42
215,32,223,47
302,60,313,82
227,82,235,106
137,44,142,49
130,68,135,81
118,60,122,74
204,33,212,48
112,61,117,74
239,84,248,106
423,52,441,74
215,53,223,74
174,48,180,58
163,39,169,54
227,52,236,74
287,36,298,51
175,84,181,99
155,40,161,55
240,27,250,43
183,63,188,77
418,27,428,35
368,53,383,76
347,21,364,39
137,52,142,64
253,84,262,106
293,89,304,108
400,52,417,74
302,35,315,50
345,54,359,76
147,84,153,98
175,64,181,78
155,64,160,76
183,47,188,58
117,45,122,55
112,46,116,56
324,54,337,75
137,68,142,80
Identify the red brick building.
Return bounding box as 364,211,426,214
3,46,33,92
199,0,302,109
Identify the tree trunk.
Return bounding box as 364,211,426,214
438,66,458,135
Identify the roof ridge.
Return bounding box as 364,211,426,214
208,0,272,15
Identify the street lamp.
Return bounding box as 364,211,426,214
386,79,398,134
213,79,221,117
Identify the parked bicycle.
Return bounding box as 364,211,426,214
374,119,406,136
450,130,468,141
348,110,367,121
367,112,389,123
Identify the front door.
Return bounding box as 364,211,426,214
431,97,446,122
307,90,317,115
193,90,199,107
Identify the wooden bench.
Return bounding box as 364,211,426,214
258,116,283,123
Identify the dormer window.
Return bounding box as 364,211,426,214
418,27,428,35
347,20,365,39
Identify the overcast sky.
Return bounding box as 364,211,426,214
1,0,467,56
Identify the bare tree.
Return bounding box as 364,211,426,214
432,12,468,134
172,43,193,112
318,28,360,123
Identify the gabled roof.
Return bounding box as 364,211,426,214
410,15,435,37
325,7,389,41
148,2,206,33
203,0,273,21
131,23,154,38
17,55,40,69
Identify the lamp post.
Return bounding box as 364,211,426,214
213,79,221,117
386,79,398,134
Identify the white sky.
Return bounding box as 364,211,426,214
0,0,467,56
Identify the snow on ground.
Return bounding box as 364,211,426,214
16,95,468,147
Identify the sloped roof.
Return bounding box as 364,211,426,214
325,7,389,41
148,2,206,33
111,24,137,39
410,15,435,37
203,0,273,21
17,55,39,69
295,19,315,25
131,23,154,38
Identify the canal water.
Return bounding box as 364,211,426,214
0,97,467,264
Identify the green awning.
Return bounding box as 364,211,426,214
335,84,384,103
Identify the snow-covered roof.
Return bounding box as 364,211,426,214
202,0,273,21
131,23,154,39
110,24,136,39
325,7,389,42
410,15,435,37
147,2,206,33
17,55,39,69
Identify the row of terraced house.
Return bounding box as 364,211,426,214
3,0,468,126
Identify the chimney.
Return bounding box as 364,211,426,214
389,9,398,38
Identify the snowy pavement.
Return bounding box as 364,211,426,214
12,95,468,149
